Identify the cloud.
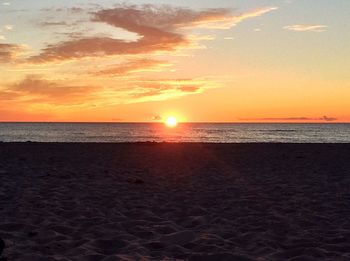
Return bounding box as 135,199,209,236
215,7,278,29
240,116,337,122
128,78,203,101
0,43,24,62
1,76,98,105
178,6,278,29
114,77,213,104
0,88,18,100
40,6,84,13
0,75,212,107
319,115,337,122
39,21,68,26
4,25,13,31
28,35,185,64
28,4,278,63
93,59,172,76
152,115,162,121
284,24,328,32
0,26,14,42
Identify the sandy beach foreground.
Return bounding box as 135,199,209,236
1,143,350,260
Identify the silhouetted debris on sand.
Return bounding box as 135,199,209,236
126,177,145,184
0,239,4,254
0,238,6,261
1,143,350,260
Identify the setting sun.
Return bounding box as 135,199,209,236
165,117,178,128
1,1,350,260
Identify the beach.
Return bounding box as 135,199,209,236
1,143,350,260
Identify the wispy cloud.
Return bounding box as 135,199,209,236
28,4,278,64
1,75,215,107
0,25,14,41
4,25,14,31
1,76,98,105
93,59,172,76
127,78,205,102
0,43,24,62
39,21,68,27
284,24,328,32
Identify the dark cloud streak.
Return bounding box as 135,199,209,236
240,116,338,122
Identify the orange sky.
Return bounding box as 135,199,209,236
1,1,349,122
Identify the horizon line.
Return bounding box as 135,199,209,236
0,121,349,124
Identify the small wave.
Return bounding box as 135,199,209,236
267,130,298,132
250,129,297,132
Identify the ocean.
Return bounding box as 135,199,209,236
0,122,349,143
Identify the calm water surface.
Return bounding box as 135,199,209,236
0,123,349,143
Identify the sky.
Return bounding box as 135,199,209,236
0,0,349,122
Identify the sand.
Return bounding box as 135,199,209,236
0,143,350,260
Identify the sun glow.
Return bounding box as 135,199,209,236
165,116,178,128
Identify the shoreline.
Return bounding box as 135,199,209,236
1,141,350,144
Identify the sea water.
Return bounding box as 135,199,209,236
0,123,349,143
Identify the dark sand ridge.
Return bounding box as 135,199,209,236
0,143,350,260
